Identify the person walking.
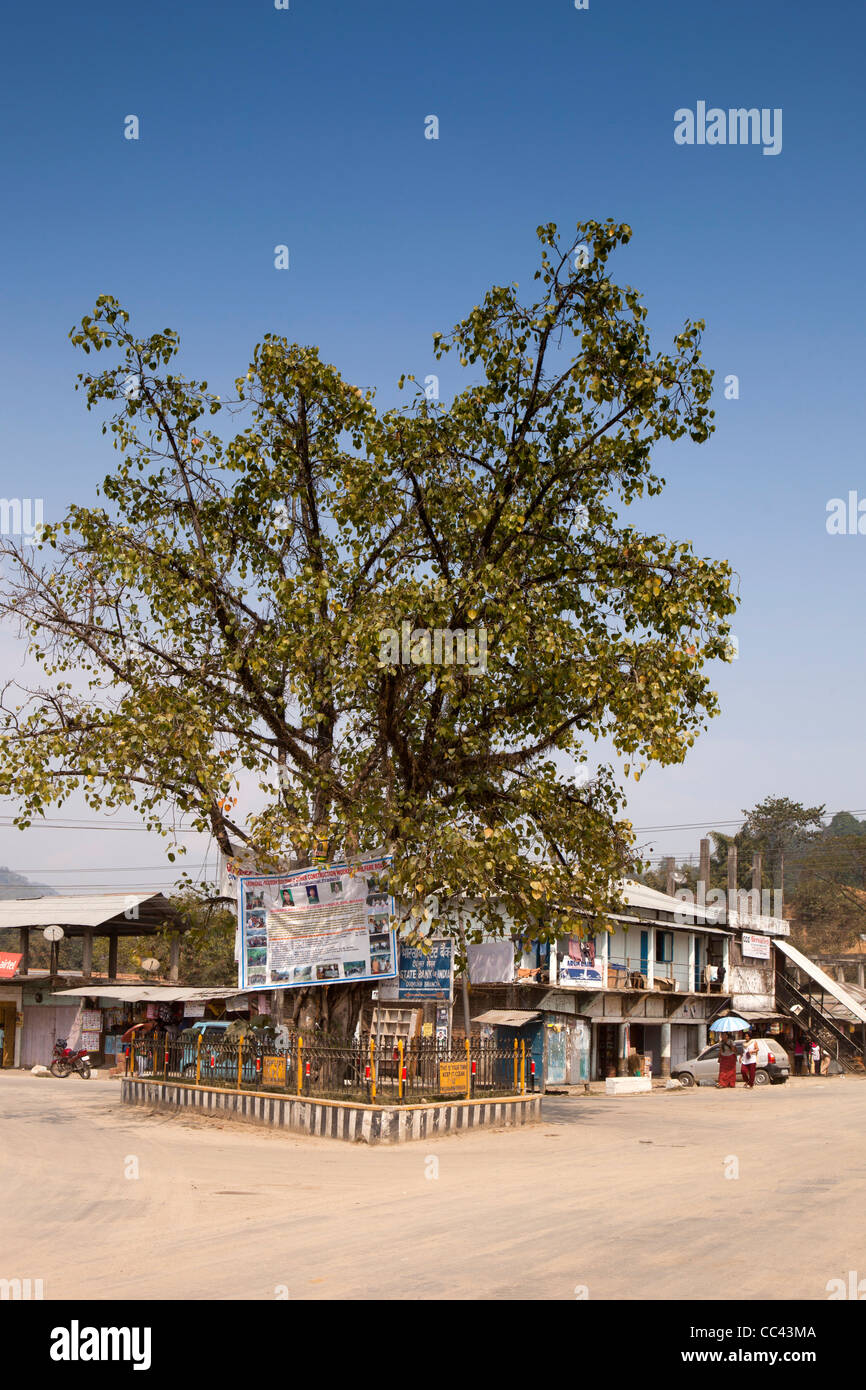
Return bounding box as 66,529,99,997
741,1033,758,1088
811,1041,821,1075
794,1037,804,1075
718,1034,737,1088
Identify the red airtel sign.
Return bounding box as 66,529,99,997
0,952,22,978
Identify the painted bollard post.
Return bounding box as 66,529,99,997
195,1032,202,1084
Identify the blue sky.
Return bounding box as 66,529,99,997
1,0,864,890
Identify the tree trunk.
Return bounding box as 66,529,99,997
290,982,367,1039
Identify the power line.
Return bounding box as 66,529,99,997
4,807,865,836
4,866,195,874
0,819,203,833
0,881,216,892
632,809,866,834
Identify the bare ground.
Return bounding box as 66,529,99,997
2,1070,862,1300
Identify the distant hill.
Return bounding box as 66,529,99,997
0,867,57,900
824,812,866,838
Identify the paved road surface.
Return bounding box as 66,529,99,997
3,1071,862,1300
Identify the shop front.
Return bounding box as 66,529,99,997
50,984,256,1071
0,987,21,1067
584,996,714,1079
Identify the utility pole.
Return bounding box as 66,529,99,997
457,925,472,1038
727,845,738,920
752,853,762,916
699,838,711,902
663,856,675,898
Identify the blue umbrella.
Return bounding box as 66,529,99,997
709,1015,749,1032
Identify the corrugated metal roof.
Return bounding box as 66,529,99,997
0,893,175,931
52,985,242,1003
619,879,727,925
809,979,866,1024
472,1009,540,1027
736,1010,788,1021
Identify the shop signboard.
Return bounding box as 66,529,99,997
238,856,396,991
742,933,771,960
0,953,22,979
558,936,604,986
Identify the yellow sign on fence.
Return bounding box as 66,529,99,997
262,1055,287,1087
438,1061,467,1095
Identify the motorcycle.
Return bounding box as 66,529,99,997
49,1037,92,1079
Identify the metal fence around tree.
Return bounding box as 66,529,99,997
125,1033,529,1104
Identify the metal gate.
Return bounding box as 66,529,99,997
568,1018,591,1081
546,1023,568,1084
20,1005,80,1068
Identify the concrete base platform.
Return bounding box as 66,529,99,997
605,1076,652,1096
121,1078,542,1143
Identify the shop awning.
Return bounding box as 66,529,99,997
52,985,242,1003
735,1011,788,1022
774,940,866,1025
472,1009,540,1027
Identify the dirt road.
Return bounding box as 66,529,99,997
3,1071,862,1300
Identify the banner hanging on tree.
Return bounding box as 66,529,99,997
237,856,396,990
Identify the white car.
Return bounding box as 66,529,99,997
674,1037,790,1087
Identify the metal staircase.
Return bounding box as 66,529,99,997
775,971,865,1073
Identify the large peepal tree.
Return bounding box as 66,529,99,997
0,220,735,976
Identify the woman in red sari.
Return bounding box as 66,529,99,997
718,1035,737,1087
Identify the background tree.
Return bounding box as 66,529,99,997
787,879,866,956
639,859,699,896
740,795,825,901
786,814,866,955
116,894,237,986
705,796,825,899
0,220,736,1024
